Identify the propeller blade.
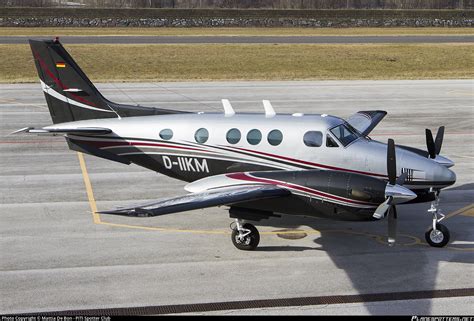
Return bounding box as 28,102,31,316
387,205,398,246
373,196,392,219
425,128,436,159
435,126,445,155
396,172,408,186
387,139,397,185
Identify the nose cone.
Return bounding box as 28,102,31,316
443,167,456,185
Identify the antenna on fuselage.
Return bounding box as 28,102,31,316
221,99,235,117
262,100,276,118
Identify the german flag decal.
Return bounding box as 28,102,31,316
56,62,66,68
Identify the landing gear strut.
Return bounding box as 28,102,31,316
425,191,450,248
230,219,260,251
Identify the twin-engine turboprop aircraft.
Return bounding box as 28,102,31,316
16,39,456,250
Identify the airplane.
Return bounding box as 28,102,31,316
15,38,457,251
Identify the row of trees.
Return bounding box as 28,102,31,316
3,0,472,8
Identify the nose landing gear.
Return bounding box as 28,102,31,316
425,192,450,248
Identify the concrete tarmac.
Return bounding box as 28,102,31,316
2,35,474,44
0,80,473,315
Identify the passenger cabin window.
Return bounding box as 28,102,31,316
303,131,323,147
194,128,209,144
226,128,241,144
159,128,173,140
329,124,361,147
247,129,262,145
267,129,283,146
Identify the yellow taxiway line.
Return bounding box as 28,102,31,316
77,152,101,224
447,203,474,218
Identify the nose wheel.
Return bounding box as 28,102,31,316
425,223,450,247
425,191,450,248
230,219,260,251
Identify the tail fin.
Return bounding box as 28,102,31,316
29,38,185,124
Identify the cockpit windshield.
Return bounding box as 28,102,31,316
329,123,362,147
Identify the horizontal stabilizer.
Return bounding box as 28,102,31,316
99,185,290,217
12,127,112,136
346,110,387,136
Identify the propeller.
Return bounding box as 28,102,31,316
373,139,416,246
425,126,445,159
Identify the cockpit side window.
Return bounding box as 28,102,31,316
303,131,323,147
329,123,361,147
326,135,339,147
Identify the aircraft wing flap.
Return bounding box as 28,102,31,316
346,110,387,136
99,185,290,217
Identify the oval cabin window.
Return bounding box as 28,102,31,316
267,129,283,146
226,128,241,144
195,128,209,144
247,129,262,145
159,128,173,140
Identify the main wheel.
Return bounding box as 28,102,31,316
231,223,260,251
425,223,450,248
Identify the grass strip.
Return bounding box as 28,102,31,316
1,43,472,83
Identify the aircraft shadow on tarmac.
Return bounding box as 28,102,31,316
446,183,474,191
248,186,473,314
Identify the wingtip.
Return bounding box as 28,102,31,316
96,210,127,215
98,208,151,217
8,127,34,136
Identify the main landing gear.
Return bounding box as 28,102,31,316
425,191,450,248
230,219,260,251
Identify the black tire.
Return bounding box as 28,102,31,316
425,223,450,248
231,223,260,251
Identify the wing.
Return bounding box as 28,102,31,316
346,110,387,136
99,184,290,217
